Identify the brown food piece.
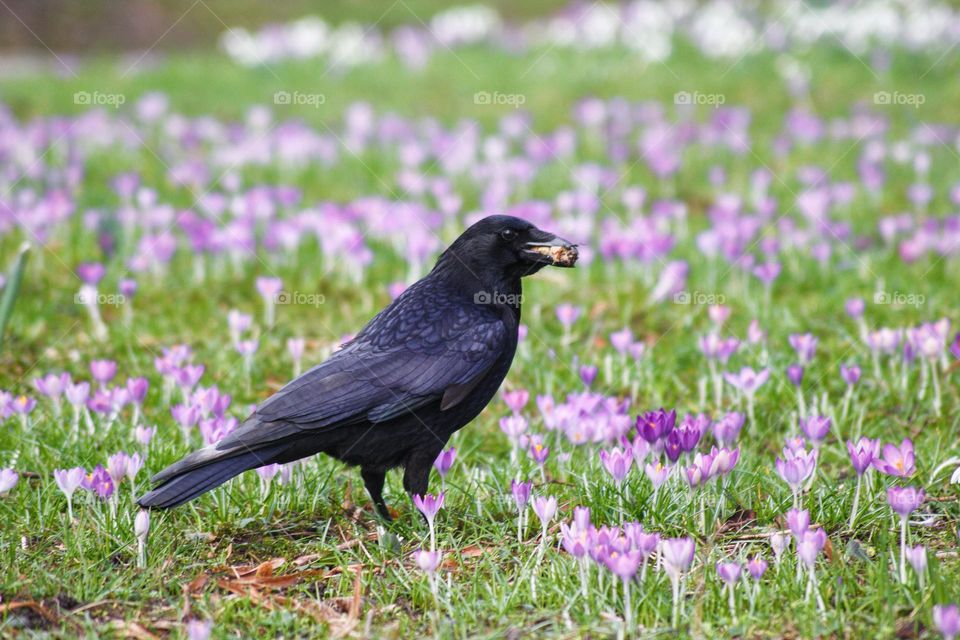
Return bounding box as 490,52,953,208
531,245,578,266
549,244,578,266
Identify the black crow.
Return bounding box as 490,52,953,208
138,215,577,518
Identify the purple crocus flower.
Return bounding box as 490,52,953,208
555,303,581,328
700,334,740,363
77,262,106,286
786,508,810,538
661,536,696,578
934,604,960,640
644,461,671,490
847,437,880,475
54,467,86,506
888,485,925,582
413,492,445,522
789,333,818,364
256,463,281,484
747,319,766,344
126,377,149,403
90,360,117,385
599,447,633,483
83,465,115,500
107,452,132,487
873,439,916,477
770,533,791,561
414,548,442,574
713,412,745,446
716,561,742,585
786,364,804,387
746,557,768,580
796,529,827,568
662,535,696,625
9,395,36,416
609,328,633,354
888,486,925,518
799,415,831,446
604,547,642,580
752,262,781,285
531,495,557,528
502,389,529,414
603,545,643,630
119,278,138,298
560,522,589,558
236,339,259,356
287,337,306,375
34,372,71,399
579,364,598,387
636,408,676,443
135,425,157,446
723,367,770,396
185,620,212,640
433,448,457,479
708,304,731,326
529,441,549,465
174,364,205,390
511,480,532,511
135,509,150,568
775,446,817,500
840,364,861,386
664,431,684,463
0,468,18,495
709,446,740,477
905,544,927,576
845,297,865,318
227,310,253,343
499,415,528,446
255,276,283,301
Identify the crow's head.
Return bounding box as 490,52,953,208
436,215,578,284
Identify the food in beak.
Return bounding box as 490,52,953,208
531,244,579,267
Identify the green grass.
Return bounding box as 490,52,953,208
1,35,959,639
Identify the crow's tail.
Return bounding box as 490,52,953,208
137,442,291,509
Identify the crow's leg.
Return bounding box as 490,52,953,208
361,467,391,521
402,447,439,500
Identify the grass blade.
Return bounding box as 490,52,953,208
0,242,30,353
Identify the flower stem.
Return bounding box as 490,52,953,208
848,475,862,530
623,577,633,633
671,574,681,628
899,517,908,583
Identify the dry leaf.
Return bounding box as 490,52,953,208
186,573,209,594
293,553,321,566
349,569,362,620
105,620,160,640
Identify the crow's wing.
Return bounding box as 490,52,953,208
215,293,508,451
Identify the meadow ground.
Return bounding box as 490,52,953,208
1,3,960,638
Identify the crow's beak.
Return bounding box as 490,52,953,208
523,236,579,268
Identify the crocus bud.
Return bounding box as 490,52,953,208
135,509,150,541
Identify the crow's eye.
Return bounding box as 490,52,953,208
500,229,517,241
